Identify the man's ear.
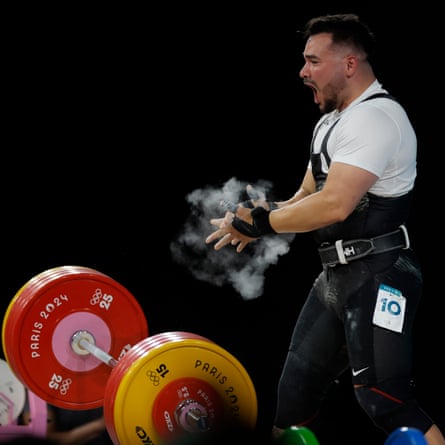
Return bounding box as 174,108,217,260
345,55,358,78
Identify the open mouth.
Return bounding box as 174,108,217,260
304,81,319,104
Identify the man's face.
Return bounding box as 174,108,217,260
299,32,349,113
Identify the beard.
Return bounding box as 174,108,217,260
320,96,337,114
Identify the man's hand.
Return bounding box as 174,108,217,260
205,206,256,252
206,205,276,253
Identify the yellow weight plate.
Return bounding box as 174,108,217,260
105,332,257,445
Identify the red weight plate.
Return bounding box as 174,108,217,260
2,266,148,410
151,376,225,441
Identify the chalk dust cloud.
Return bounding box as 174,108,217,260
170,177,295,300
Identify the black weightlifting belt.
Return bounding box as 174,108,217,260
318,225,410,267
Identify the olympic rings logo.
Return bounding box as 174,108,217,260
146,370,160,386
90,289,103,305
59,378,72,395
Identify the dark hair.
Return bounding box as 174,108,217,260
302,13,376,61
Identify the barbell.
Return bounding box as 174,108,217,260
1,265,257,445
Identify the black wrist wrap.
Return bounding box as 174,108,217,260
231,207,275,238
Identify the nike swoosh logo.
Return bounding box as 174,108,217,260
352,367,369,377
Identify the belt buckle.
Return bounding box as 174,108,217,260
334,240,348,264
334,239,368,264
334,238,375,265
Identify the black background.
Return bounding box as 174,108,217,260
2,3,442,444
